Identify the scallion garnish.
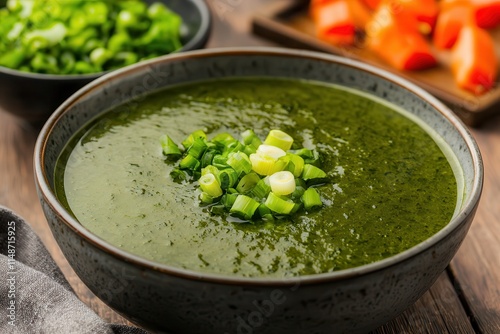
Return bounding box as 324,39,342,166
226,151,252,176
182,129,207,150
230,195,260,220
264,192,295,215
187,138,207,159
160,134,182,157
284,153,305,177
236,172,260,194
199,173,223,198
218,168,239,190
301,188,323,211
269,171,296,196
162,129,330,223
264,129,294,151
179,154,200,171
302,164,328,185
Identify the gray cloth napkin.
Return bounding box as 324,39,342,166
0,206,149,334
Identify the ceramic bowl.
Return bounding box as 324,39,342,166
0,0,211,124
34,48,483,334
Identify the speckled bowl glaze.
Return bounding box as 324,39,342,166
0,0,211,124
34,48,483,334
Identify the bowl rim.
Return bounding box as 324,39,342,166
0,0,212,81
34,47,484,286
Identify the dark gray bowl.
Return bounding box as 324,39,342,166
34,48,483,334
0,0,211,124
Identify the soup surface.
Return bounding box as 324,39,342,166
55,78,458,278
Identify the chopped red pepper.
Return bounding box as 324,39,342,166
366,5,437,70
433,1,473,49
386,0,439,34
469,0,500,28
451,24,498,94
361,0,382,10
312,0,371,45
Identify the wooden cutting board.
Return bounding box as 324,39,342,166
252,0,500,126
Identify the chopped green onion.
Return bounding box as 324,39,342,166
264,130,294,151
24,22,67,46
199,173,223,198
212,132,236,147
264,192,295,215
89,47,113,67
291,202,303,214
291,148,320,165
301,188,323,211
269,171,296,196
225,140,245,154
227,152,252,176
160,135,181,157
230,195,260,220
251,177,271,199
187,138,208,159
285,153,305,177
261,214,275,222
201,165,219,177
221,193,238,209
218,168,239,190
163,128,329,223
291,186,306,201
302,164,328,184
182,130,207,150
236,172,261,194
295,178,307,188
199,192,214,205
241,129,262,148
256,144,286,160
200,149,217,168
0,49,24,68
249,153,277,176
170,168,188,183
243,145,257,156
179,155,200,171
212,155,229,169
257,203,272,217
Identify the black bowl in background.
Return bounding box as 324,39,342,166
0,0,211,124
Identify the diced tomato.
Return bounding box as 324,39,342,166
469,0,500,28
451,24,498,94
433,1,472,49
386,0,439,34
312,0,371,45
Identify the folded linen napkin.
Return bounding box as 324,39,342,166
0,206,148,334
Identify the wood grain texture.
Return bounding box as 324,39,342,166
1,0,499,332
374,272,474,334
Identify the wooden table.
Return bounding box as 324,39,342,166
1,1,499,332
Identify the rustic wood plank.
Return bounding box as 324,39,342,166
375,271,475,334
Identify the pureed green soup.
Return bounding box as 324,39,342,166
55,78,459,278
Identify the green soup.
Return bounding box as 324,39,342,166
55,78,459,278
